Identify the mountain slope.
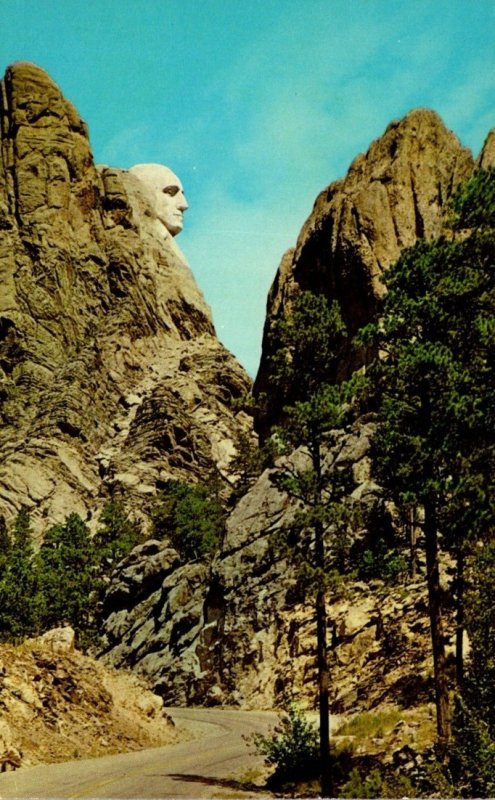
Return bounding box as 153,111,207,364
253,109,474,434
0,62,250,534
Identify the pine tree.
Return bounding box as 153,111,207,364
36,513,97,639
451,541,495,796
94,500,143,569
0,509,38,640
268,291,359,797
0,514,11,575
152,481,226,561
359,167,495,753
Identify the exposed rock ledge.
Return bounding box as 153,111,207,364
101,422,453,713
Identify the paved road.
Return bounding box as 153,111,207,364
0,708,279,798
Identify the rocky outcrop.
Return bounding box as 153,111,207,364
477,128,495,169
0,62,250,533
253,109,475,435
0,630,180,766
101,420,450,712
100,109,475,712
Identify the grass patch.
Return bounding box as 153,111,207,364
338,709,403,738
335,704,435,753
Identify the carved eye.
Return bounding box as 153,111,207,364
163,185,180,197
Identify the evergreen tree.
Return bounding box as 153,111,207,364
0,509,38,640
268,291,359,797
94,500,144,570
359,167,495,753
0,514,11,575
451,540,495,796
36,513,97,639
152,480,225,561
230,430,280,499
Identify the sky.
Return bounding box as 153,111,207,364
1,1,495,376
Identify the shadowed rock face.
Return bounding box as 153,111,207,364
0,62,250,533
253,109,475,436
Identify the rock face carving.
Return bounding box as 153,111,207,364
253,109,475,435
0,62,250,533
129,163,189,237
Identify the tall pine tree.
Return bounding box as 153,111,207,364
360,167,495,753
268,291,359,797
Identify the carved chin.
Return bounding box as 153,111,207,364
158,215,183,237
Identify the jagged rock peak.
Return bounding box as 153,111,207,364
0,63,251,533
477,128,495,169
253,108,475,436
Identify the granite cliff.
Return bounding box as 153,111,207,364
0,62,250,534
253,109,475,434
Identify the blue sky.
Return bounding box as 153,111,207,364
2,1,495,376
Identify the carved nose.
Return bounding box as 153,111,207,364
178,193,188,211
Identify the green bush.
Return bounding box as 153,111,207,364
251,705,320,786
357,541,407,583
451,696,495,797
152,480,225,561
340,766,417,798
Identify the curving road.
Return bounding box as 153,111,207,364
0,708,279,798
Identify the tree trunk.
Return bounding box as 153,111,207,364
313,438,332,797
424,499,451,753
408,506,418,579
316,582,332,797
455,546,465,689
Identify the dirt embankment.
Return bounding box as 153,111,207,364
0,628,184,769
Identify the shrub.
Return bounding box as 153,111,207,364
357,541,407,583
152,480,225,561
251,704,320,786
340,766,417,799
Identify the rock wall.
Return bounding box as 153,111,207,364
101,421,454,712
0,62,250,533
253,109,475,435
